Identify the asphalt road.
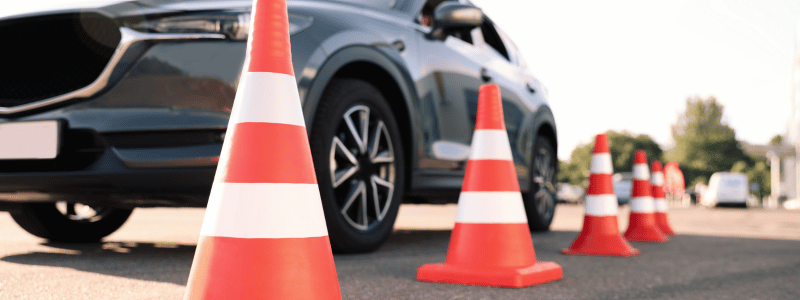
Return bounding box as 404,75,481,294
1,204,799,299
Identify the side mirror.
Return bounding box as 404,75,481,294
429,2,483,39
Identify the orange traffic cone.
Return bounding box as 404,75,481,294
623,151,669,242
183,0,341,299
416,84,563,288
562,134,639,256
651,161,677,236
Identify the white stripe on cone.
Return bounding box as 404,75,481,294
454,192,528,223
654,200,668,212
469,130,513,160
228,72,305,127
590,153,613,174
651,172,665,186
201,182,329,239
629,196,655,213
584,194,619,216
633,164,649,180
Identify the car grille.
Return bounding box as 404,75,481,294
0,12,120,108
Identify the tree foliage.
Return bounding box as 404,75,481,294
667,96,750,186
732,158,770,199
558,130,663,186
607,131,664,173
770,134,783,145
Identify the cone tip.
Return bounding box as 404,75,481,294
651,161,662,172
475,84,504,130
593,134,609,154
247,0,294,75
634,150,647,164
480,83,500,95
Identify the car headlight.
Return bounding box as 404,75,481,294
139,11,312,40
139,12,250,40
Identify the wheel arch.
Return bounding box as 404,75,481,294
303,46,418,194
531,106,558,157
523,105,559,231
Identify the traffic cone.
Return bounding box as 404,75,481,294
651,161,677,236
416,84,563,288
183,0,341,299
562,134,639,256
623,151,669,242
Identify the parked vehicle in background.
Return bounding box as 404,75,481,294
0,0,558,253
701,172,749,208
685,187,698,205
556,183,584,204
613,172,632,205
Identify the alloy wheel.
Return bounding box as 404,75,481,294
55,201,114,223
532,146,557,222
329,105,396,231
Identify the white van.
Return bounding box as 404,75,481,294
701,172,749,208
613,173,632,205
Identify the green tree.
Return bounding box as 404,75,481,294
558,130,663,186
607,131,664,173
558,142,592,186
668,96,750,186
729,158,770,200
746,159,770,199
770,134,783,145
730,160,748,173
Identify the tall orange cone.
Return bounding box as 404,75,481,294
623,151,669,242
183,0,341,299
562,134,639,256
651,161,677,236
416,84,563,288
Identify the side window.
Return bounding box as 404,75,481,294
479,20,509,61
495,24,526,67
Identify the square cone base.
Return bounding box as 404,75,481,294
416,261,563,288
561,234,640,257
624,227,669,243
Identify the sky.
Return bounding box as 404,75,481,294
3,0,800,160
470,0,800,160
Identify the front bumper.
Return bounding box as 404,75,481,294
0,124,225,208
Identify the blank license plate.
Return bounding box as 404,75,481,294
0,121,59,159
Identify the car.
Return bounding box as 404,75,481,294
556,182,584,204
701,172,749,208
0,0,558,253
613,172,632,205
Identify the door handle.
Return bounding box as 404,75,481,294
526,83,536,94
480,68,492,82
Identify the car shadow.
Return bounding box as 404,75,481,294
1,241,197,285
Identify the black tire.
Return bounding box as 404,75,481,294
10,202,133,243
310,78,405,253
523,136,557,231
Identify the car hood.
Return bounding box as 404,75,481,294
1,1,124,19
0,0,253,20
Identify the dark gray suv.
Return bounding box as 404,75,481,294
0,0,558,253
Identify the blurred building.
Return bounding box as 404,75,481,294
775,21,800,202
739,23,800,205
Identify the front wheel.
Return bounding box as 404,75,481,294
523,136,558,231
310,79,405,253
10,202,133,242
